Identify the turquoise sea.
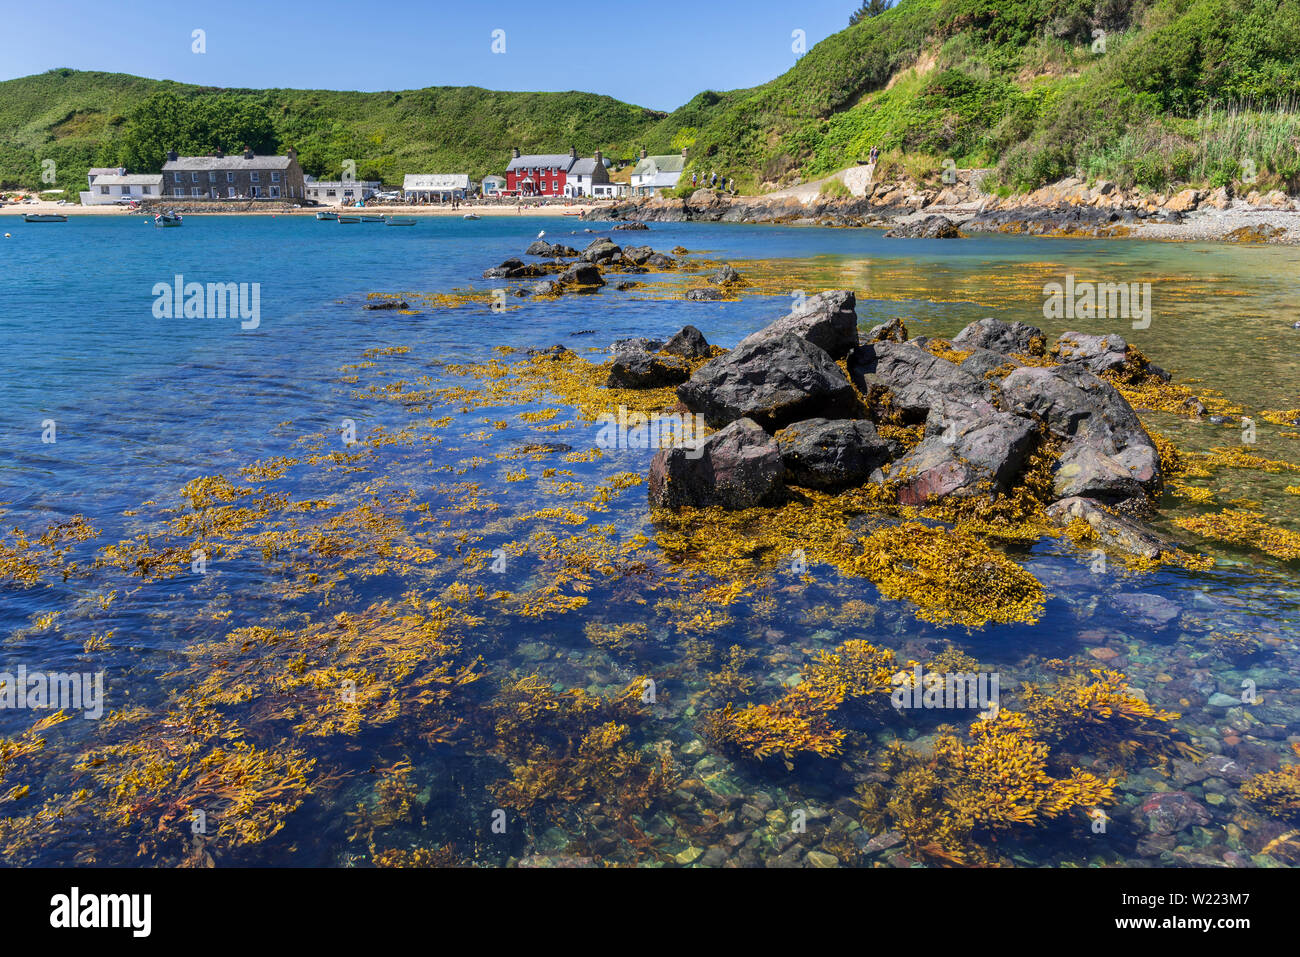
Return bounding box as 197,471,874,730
2,213,1299,867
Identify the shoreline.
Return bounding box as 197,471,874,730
0,201,604,218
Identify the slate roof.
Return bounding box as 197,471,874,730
88,174,164,186
162,154,293,171
569,158,600,177
506,154,577,173
632,154,686,177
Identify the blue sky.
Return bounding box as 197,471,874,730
0,0,855,111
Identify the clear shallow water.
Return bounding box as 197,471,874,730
2,214,1299,867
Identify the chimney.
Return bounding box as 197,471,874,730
214,147,224,158
640,147,647,159
166,149,178,162
243,145,255,160
682,146,689,158
512,146,520,158
570,146,577,158
595,150,603,165
286,146,297,163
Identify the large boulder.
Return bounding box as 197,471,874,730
709,265,744,286
648,418,784,509
621,245,655,265
891,412,1038,505
952,317,1045,356
848,340,998,423
558,262,605,288
643,252,677,269
582,238,621,263
611,336,663,357
959,347,1025,381
678,334,857,430
526,240,578,257
884,215,961,238
1053,332,1129,374
1001,364,1160,501
736,290,859,360
685,287,725,301
663,325,712,359
606,351,691,389
775,418,897,490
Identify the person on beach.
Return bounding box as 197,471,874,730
692,172,697,188
869,145,879,166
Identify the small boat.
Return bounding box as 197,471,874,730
23,213,67,223
360,215,385,223
316,211,339,221
154,211,183,227
338,215,361,224
384,216,417,226
462,213,480,220
562,212,583,217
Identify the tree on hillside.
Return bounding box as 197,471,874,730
116,90,277,172
849,0,895,25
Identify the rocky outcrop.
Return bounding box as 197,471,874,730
1001,364,1160,502
558,262,606,288
849,341,997,422
663,325,712,359
526,240,578,257
648,418,784,509
892,413,1038,505
1046,496,1174,560
1053,331,1129,374
606,351,691,389
951,317,1045,356
776,418,896,490
736,290,859,360
582,238,621,264
677,334,857,430
685,287,725,301
884,215,962,239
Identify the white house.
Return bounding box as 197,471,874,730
80,173,164,205
630,148,687,196
481,175,506,196
305,177,381,206
564,152,611,198
403,174,471,203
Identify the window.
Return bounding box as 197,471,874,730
228,187,236,198
326,189,336,197
99,186,109,194
191,173,199,183
208,172,216,183
271,172,280,182
142,186,152,195
122,186,133,195
174,173,183,183
251,172,260,183
192,187,203,197
226,172,234,183
269,186,280,198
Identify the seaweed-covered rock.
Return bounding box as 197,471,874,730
849,340,998,422
952,317,1045,356
959,348,1025,380
611,336,663,357
648,418,784,509
643,252,677,269
606,351,691,389
892,413,1038,505
1053,331,1129,374
582,238,621,263
709,265,744,286
558,262,605,288
1046,496,1173,560
736,290,859,360
678,333,857,430
685,287,725,301
621,245,655,265
663,325,712,360
526,240,578,257
776,418,897,490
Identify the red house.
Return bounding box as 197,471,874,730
504,146,579,197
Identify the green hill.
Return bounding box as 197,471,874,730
0,69,666,197
4,0,1299,200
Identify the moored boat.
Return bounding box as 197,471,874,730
360,215,385,223
316,211,339,221
153,210,183,227
338,215,361,224
23,213,67,223
384,216,417,226
462,213,480,220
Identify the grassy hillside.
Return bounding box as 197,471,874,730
652,0,1300,193
0,69,665,197
5,1,1299,200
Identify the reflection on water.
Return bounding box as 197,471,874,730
1,217,1299,867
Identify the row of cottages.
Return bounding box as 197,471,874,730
162,147,307,199
304,176,382,206
80,168,164,205
402,174,472,203
630,148,688,196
